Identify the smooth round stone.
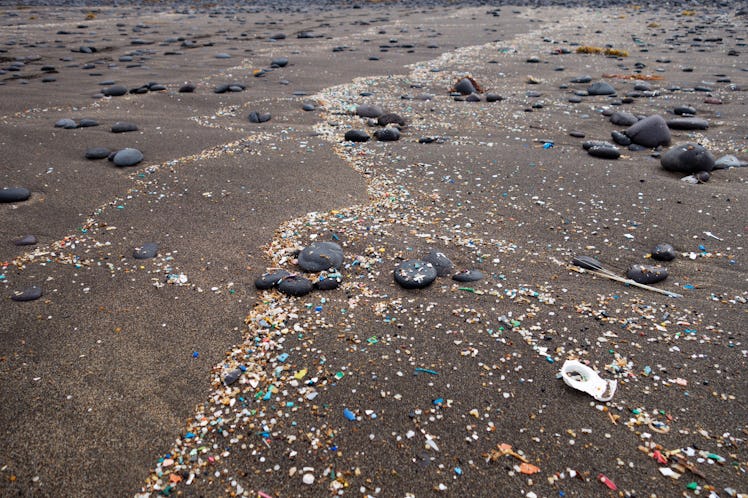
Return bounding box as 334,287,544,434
666,118,709,130
356,104,384,118
214,84,230,93
54,118,77,129
714,154,747,169
587,81,616,95
298,242,343,272
377,113,406,126
611,130,632,146
248,111,271,123
651,243,676,261
149,84,166,91
374,128,400,141
423,249,453,277
0,187,31,203
133,242,158,259
103,85,128,97
78,118,99,127
452,269,484,283
11,285,43,302
85,146,111,159
625,114,671,148
271,57,288,68
277,275,313,297
466,93,482,102
111,121,138,133
394,260,437,289
344,130,369,142
179,83,196,93
610,111,638,126
569,131,585,138
302,103,316,111
570,75,592,83
627,264,668,284
215,53,231,59
587,145,621,159
454,77,477,95
661,143,715,173
113,148,143,167
13,234,37,246
674,105,696,115
314,275,341,290
254,269,291,290
582,140,616,150
223,368,242,386
486,93,504,102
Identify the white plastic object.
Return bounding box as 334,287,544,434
560,360,617,401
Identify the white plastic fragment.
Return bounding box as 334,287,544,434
658,467,681,479
560,360,617,401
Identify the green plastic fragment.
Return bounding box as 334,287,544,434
686,482,698,490
415,368,439,375
458,287,476,293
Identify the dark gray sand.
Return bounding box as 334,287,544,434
1,2,746,497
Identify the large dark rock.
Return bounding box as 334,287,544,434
625,115,671,148
356,104,384,118
298,242,343,272
661,143,715,173
112,148,144,167
394,260,437,289
587,81,616,95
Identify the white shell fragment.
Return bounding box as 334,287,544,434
560,360,617,401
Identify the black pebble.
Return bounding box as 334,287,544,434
651,244,676,261
248,111,271,123
133,242,158,260
223,368,242,386
454,77,476,95
377,113,406,126
423,249,453,277
394,260,437,289
277,275,313,296
587,145,621,159
78,118,99,128
103,85,128,97
11,286,43,302
0,187,31,203
85,147,111,159
12,235,37,246
374,128,400,141
452,269,484,282
254,269,291,290
627,264,668,284
314,275,342,290
344,130,370,142
111,121,138,133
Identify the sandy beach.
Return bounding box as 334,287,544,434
1,1,746,497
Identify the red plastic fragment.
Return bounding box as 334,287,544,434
598,473,617,490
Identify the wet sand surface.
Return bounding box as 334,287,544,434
1,2,746,497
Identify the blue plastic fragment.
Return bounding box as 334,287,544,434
343,408,356,421
185,432,195,439
433,398,444,406
277,353,289,363
192,352,199,358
